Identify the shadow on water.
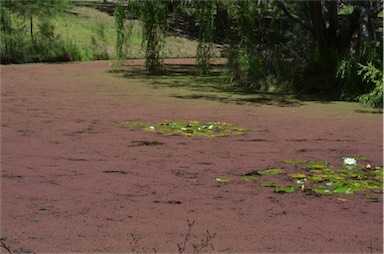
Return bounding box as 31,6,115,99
112,62,352,108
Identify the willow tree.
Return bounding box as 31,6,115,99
196,0,215,75
115,5,126,61
114,4,133,67
140,0,168,73
225,0,262,85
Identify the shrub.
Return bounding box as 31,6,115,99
337,41,383,106
357,62,383,108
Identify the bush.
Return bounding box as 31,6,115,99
337,41,382,104
0,15,91,64
357,62,383,108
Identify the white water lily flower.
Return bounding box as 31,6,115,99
149,126,155,130
181,127,187,131
208,125,214,129
343,157,357,165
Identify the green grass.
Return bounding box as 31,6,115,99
51,5,202,60
53,6,143,59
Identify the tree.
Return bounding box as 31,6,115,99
140,0,168,73
3,0,67,44
196,0,215,74
0,0,80,64
276,0,383,96
277,1,383,54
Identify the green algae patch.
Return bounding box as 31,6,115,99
254,168,284,175
115,120,246,137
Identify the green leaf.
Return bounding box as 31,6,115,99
288,173,306,179
313,189,332,194
302,161,329,169
215,178,230,183
256,168,284,175
274,187,295,194
240,176,257,181
333,187,353,194
260,183,279,187
284,159,307,164
364,195,379,201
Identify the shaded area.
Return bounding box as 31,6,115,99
117,61,305,107
115,60,365,107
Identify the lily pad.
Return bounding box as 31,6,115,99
333,187,353,194
284,159,308,164
215,178,231,183
255,168,284,175
277,158,383,198
302,160,329,169
313,189,332,194
274,187,295,194
240,176,257,181
260,183,279,187
365,195,379,201
288,173,306,179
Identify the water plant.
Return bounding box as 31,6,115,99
114,120,246,137
215,178,231,183
218,157,382,200
283,158,383,198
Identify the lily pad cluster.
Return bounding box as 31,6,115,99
114,120,246,137
284,159,383,197
215,158,383,200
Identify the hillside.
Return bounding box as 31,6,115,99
54,5,217,60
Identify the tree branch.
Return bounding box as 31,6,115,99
276,0,314,34
369,0,383,17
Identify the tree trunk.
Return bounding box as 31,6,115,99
30,13,34,43
309,1,328,50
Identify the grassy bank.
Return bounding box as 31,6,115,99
0,4,213,64
54,6,203,60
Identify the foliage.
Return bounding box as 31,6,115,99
91,21,109,60
337,41,383,107
1,0,382,107
0,0,88,64
357,62,383,108
196,1,215,75
225,1,312,92
114,4,132,62
226,0,261,86
279,1,383,101
140,0,168,73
